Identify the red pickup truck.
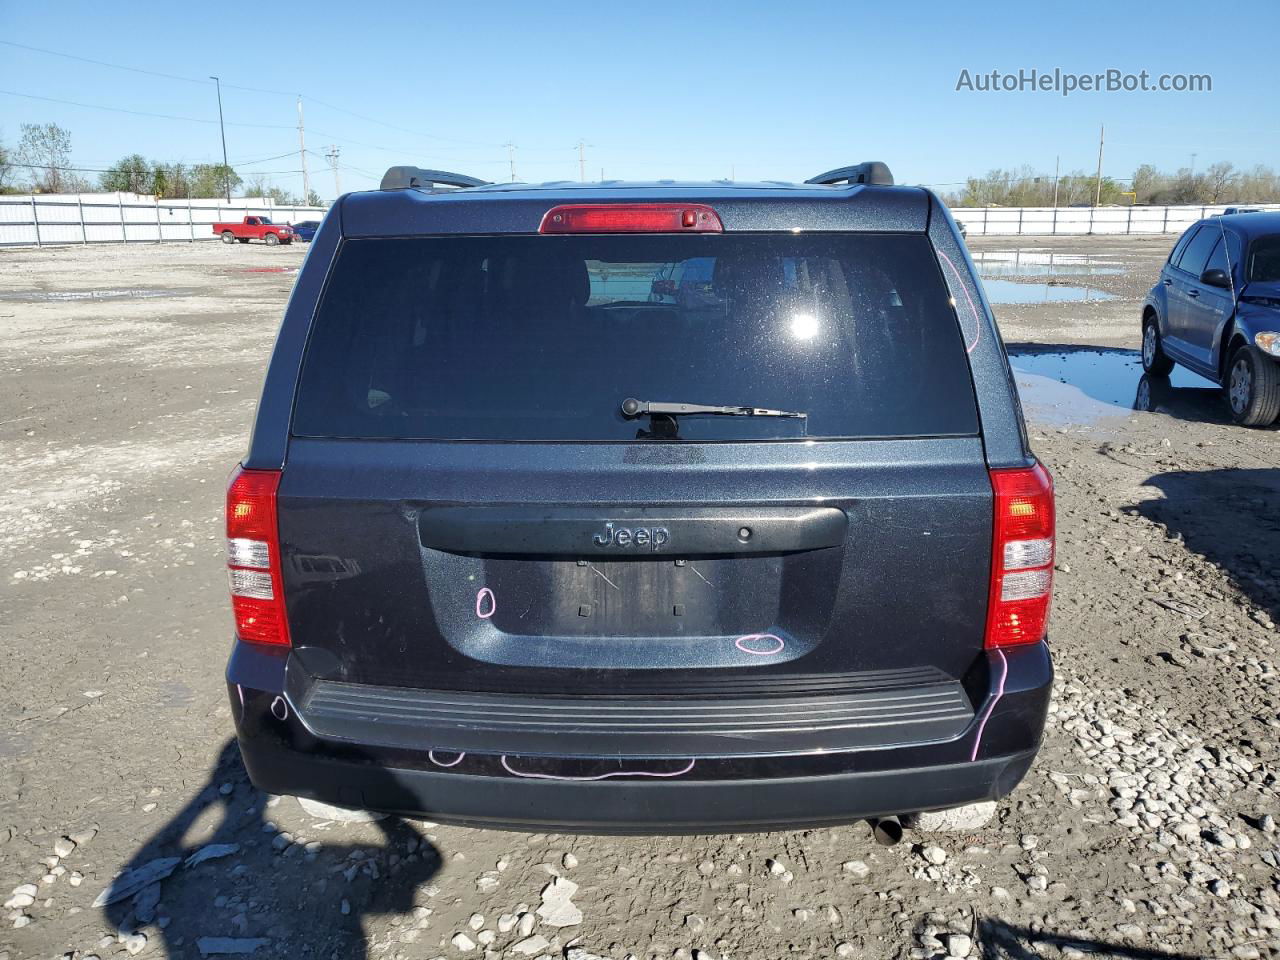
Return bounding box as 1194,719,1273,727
214,217,295,246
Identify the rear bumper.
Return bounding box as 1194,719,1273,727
227,641,1051,833
239,734,1037,833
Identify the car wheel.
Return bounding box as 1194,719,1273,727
1226,344,1280,426
1142,318,1174,376
221,231,235,244
265,233,280,246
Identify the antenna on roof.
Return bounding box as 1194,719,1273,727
380,166,490,191
805,162,894,186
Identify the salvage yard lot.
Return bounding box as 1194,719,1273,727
2,237,1279,960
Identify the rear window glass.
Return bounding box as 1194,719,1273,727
292,233,978,441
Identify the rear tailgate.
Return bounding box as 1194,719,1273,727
278,229,991,699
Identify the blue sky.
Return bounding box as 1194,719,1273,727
1,0,1275,200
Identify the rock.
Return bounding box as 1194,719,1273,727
92,857,181,907
3,893,34,909
53,837,77,858
842,860,870,878
475,875,498,891
835,945,856,958
133,882,162,923
122,932,147,956
905,802,997,831
11,883,37,897
69,827,98,846
946,933,973,957
562,852,578,869
518,912,536,937
476,930,495,946
685,914,706,932
468,913,484,931
185,844,241,868
510,935,550,956
537,876,582,927
195,937,271,956
450,932,476,951
565,948,612,960
296,796,386,823
497,914,518,933
12,916,32,928
921,845,947,865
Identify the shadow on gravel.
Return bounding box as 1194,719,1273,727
1134,468,1280,626
99,739,441,959
978,917,1204,959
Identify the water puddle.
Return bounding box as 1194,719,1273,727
1011,349,1221,426
0,288,195,303
973,250,1123,278
981,277,1116,304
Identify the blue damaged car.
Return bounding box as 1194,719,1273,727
1142,212,1280,426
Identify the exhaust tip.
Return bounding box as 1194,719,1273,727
870,816,903,846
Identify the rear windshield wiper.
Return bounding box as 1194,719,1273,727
621,397,807,419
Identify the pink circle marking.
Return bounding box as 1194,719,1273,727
734,633,785,656
475,587,496,619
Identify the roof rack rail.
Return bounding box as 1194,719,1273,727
380,166,490,191
805,162,894,187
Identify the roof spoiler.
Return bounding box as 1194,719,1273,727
805,162,894,187
380,166,490,191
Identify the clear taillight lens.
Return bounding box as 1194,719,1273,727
226,466,290,646
985,462,1054,648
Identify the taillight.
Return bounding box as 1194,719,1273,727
225,466,290,646
538,203,723,234
985,462,1054,649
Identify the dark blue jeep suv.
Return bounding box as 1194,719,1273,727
224,163,1054,833
1142,212,1280,426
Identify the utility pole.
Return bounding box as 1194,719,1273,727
576,140,586,183
297,96,310,203
1093,124,1105,208
504,142,517,182
1052,155,1060,209
209,75,230,201
1190,152,1198,175
326,145,341,197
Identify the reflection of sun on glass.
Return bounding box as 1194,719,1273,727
790,313,819,339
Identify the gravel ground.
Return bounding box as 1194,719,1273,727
1,237,1278,960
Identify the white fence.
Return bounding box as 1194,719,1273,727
0,193,329,247
4,194,1278,246
953,202,1280,237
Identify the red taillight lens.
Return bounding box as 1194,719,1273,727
226,466,290,646
985,462,1054,649
538,203,723,234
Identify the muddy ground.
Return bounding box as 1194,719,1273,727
1,236,1278,960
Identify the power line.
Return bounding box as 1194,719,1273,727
0,88,295,129
0,39,295,97
0,39,506,149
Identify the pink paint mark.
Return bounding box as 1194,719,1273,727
428,750,466,768
734,633,785,656
475,587,496,619
969,648,1009,762
500,756,696,781
937,248,982,354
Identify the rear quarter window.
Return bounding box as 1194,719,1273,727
292,232,979,441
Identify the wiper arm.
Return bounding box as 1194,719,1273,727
621,397,807,419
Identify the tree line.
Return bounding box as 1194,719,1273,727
945,162,1280,207
0,122,321,206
